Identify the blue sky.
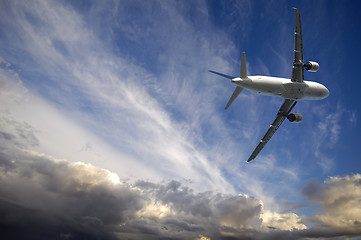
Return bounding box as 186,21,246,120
0,0,360,239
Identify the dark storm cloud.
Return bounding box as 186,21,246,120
0,150,145,240
0,146,261,239
1,144,361,239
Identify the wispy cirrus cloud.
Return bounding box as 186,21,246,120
0,0,242,192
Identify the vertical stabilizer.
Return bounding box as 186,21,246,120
240,52,248,78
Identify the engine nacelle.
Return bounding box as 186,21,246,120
287,113,303,122
304,61,319,72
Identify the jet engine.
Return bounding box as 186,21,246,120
304,61,319,72
287,113,303,122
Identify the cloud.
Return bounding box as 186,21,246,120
261,211,306,231
0,114,39,149
0,129,306,240
1,118,360,239
306,103,355,173
2,144,360,239
302,175,361,232
0,0,242,193
0,151,143,240
0,0,315,207
0,147,243,239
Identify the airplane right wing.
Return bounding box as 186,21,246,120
291,8,304,83
247,99,297,162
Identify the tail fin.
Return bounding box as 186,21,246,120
240,52,248,79
209,52,248,110
225,52,247,109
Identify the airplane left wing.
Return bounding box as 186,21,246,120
247,99,297,162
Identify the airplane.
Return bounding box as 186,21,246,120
209,9,329,162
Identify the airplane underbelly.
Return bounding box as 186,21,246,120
245,77,284,96
281,82,307,100
242,77,329,100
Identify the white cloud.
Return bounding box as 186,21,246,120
316,106,342,147
0,142,309,239
1,140,360,239
302,174,361,232
0,66,162,182
306,103,349,172
262,210,306,231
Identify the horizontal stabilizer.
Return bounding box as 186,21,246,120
209,70,235,80
225,86,243,109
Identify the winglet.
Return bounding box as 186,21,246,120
247,156,254,163
240,52,248,79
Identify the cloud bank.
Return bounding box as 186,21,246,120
0,121,304,239
1,124,360,239
0,145,295,240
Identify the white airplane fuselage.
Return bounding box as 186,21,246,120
232,76,329,100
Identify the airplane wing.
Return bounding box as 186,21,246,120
247,99,297,162
291,8,304,83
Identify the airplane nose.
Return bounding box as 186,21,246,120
321,86,329,98
324,87,329,97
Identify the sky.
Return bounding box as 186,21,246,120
0,0,361,239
